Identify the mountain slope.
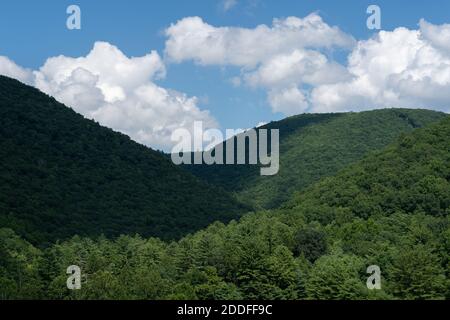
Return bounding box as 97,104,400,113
184,109,447,209
286,115,450,222
0,76,247,245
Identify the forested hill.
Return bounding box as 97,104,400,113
184,109,447,209
286,115,450,223
1,114,448,300
0,76,248,245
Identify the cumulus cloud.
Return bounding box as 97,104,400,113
268,86,309,115
0,56,33,84
165,14,355,67
164,14,355,113
310,22,450,113
419,19,450,53
0,42,217,150
244,49,351,88
165,15,450,114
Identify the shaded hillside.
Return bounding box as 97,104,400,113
184,109,447,209
0,76,248,245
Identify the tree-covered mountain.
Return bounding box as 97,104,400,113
184,109,447,209
1,111,448,300
285,115,450,223
0,76,248,245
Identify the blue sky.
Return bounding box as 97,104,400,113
1,0,450,149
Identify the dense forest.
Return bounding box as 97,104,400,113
1,109,448,299
0,76,249,245
184,108,447,209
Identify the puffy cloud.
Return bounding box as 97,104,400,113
0,56,33,84
1,42,217,150
165,14,355,67
91,83,217,149
419,19,450,53
165,14,355,113
244,49,350,89
310,22,450,113
166,15,450,115
34,41,166,105
268,86,309,115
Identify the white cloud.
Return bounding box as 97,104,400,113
165,14,355,67
268,86,309,115
90,83,217,149
310,22,450,113
244,49,350,88
222,0,238,12
165,13,355,113
419,19,450,53
0,56,33,84
166,16,450,115
34,42,166,104
1,42,217,150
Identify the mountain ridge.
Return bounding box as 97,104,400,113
184,108,448,209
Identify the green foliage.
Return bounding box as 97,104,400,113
387,244,446,299
305,250,369,300
293,227,327,262
288,117,450,224
0,229,43,299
